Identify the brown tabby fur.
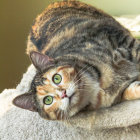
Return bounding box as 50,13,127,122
13,0,140,120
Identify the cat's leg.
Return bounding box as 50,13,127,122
123,81,140,100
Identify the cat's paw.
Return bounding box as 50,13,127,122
123,81,140,100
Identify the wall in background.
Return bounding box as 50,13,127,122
0,0,56,92
0,0,140,92
82,0,140,16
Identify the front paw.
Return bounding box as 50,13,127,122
123,81,140,100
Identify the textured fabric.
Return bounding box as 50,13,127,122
116,15,140,38
0,16,140,140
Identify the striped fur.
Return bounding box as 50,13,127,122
24,1,140,120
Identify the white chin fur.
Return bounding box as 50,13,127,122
59,98,69,110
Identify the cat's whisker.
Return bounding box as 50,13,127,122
69,74,84,90
72,64,89,82
73,68,88,83
80,83,95,86
65,114,70,123
70,75,86,90
64,107,70,122
72,66,93,86
62,111,65,120
64,110,68,121
77,65,93,78
77,88,90,92
67,65,93,93
56,109,61,120
60,111,63,120
69,65,92,89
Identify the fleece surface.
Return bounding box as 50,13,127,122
0,16,140,140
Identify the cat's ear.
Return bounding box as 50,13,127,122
12,92,37,112
30,51,54,72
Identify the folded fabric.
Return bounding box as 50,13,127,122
115,15,140,39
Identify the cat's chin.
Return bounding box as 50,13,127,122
66,95,86,117
59,92,77,110
59,98,69,110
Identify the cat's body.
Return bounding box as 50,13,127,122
13,1,140,120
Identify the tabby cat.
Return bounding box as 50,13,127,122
13,0,140,120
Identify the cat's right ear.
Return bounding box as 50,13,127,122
12,92,37,112
30,51,54,72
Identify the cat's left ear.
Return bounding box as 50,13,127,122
12,92,37,112
30,51,54,72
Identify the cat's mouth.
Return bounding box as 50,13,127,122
62,91,75,100
69,92,75,100
61,91,76,106
61,89,75,100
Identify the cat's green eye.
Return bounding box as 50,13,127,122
52,74,62,84
43,96,53,105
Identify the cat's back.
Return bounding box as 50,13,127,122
27,1,121,56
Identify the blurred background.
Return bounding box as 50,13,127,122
0,0,140,92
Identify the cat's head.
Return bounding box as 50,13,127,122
13,52,100,120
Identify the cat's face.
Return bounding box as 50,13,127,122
36,65,83,119
13,52,96,120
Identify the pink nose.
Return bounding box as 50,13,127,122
61,90,67,99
